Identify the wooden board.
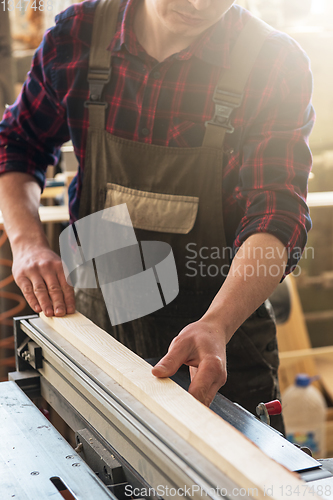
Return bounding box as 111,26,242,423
0,205,69,227
276,275,318,393
326,408,333,457
40,186,65,199
315,358,333,403
307,191,333,208
41,312,320,500
276,275,333,402
279,346,333,362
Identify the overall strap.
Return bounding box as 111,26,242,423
202,16,274,149
85,0,121,129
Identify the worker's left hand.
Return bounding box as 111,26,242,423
152,319,227,407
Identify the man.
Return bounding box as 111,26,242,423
0,0,314,431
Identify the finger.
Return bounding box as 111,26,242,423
16,276,42,313
29,274,54,317
152,337,192,378
43,272,69,316
188,357,227,407
189,365,198,381
57,270,76,315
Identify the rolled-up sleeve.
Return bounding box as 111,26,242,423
0,27,70,190
233,34,315,275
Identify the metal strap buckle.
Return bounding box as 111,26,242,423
84,68,111,106
205,90,243,134
84,101,108,109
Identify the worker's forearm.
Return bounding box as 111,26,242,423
0,172,49,253
202,233,288,341
0,171,75,317
153,233,287,405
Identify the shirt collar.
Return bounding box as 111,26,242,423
108,0,247,69
108,0,143,57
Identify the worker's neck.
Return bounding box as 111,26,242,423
133,1,199,62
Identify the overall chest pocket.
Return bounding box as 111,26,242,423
104,183,199,234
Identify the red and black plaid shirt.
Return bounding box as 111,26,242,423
0,0,315,272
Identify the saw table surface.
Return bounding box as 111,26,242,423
0,381,114,500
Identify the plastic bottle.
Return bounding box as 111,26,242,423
282,373,327,458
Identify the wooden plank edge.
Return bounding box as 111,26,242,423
0,205,69,226
279,346,333,362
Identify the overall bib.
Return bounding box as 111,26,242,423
75,0,284,433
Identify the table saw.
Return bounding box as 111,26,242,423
1,314,333,500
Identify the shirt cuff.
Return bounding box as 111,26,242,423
0,162,46,192
233,215,309,277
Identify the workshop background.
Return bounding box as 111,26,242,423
1,0,333,454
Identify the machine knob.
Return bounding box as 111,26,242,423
264,400,282,416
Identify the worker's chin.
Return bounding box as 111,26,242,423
168,21,210,39
167,12,211,36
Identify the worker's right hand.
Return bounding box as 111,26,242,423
12,245,75,317
152,318,227,407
